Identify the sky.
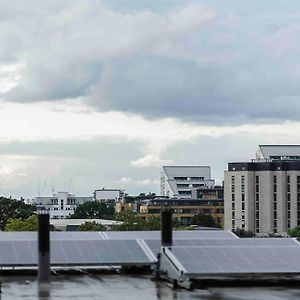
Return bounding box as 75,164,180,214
1,0,300,198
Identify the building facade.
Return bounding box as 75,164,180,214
34,191,93,219
139,197,224,227
224,145,300,235
160,166,215,199
94,188,125,205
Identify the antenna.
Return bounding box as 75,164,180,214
38,177,40,197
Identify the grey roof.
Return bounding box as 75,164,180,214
259,145,300,159
163,166,211,178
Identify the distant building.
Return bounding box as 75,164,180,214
224,145,300,235
115,193,167,214
34,191,93,219
94,188,125,205
139,197,224,227
160,166,215,199
50,219,122,231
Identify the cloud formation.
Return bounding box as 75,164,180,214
1,1,300,197
3,1,300,123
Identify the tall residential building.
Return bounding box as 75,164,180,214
160,166,215,199
224,145,300,235
34,191,93,219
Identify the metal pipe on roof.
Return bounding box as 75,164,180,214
38,210,51,283
161,207,172,247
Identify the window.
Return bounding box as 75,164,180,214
273,185,277,193
242,202,245,210
232,194,235,202
256,185,259,193
241,194,245,201
287,185,290,193
287,175,290,184
274,202,277,210
256,211,259,219
255,176,259,184
274,211,277,219
232,202,235,210
273,175,277,184
231,176,235,184
256,202,259,210
256,194,259,202
232,211,235,219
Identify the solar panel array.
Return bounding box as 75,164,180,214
0,239,154,267
2,230,299,276
166,238,300,276
0,230,236,268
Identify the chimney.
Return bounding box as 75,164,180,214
38,210,51,283
161,207,172,247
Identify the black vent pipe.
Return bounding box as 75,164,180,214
161,207,172,247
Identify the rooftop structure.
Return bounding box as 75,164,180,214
94,188,125,205
160,166,215,199
50,219,122,231
256,145,300,161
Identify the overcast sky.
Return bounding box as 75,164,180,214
1,0,300,198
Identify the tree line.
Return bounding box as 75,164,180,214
0,197,220,231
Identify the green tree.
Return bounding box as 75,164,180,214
144,216,161,231
191,213,217,228
113,211,144,231
79,221,107,231
70,201,115,219
288,226,300,238
5,215,38,231
113,212,161,231
0,197,36,230
233,228,255,238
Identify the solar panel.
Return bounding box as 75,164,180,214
52,239,154,265
0,232,36,241
169,244,300,276
51,232,104,240
105,230,236,240
0,239,154,267
145,238,299,258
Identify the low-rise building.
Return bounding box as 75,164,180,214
139,197,224,227
34,191,93,219
94,188,125,205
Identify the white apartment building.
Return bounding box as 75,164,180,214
34,191,93,219
160,166,215,199
94,188,125,205
224,145,300,235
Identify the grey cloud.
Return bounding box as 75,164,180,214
2,1,300,124
89,55,300,124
